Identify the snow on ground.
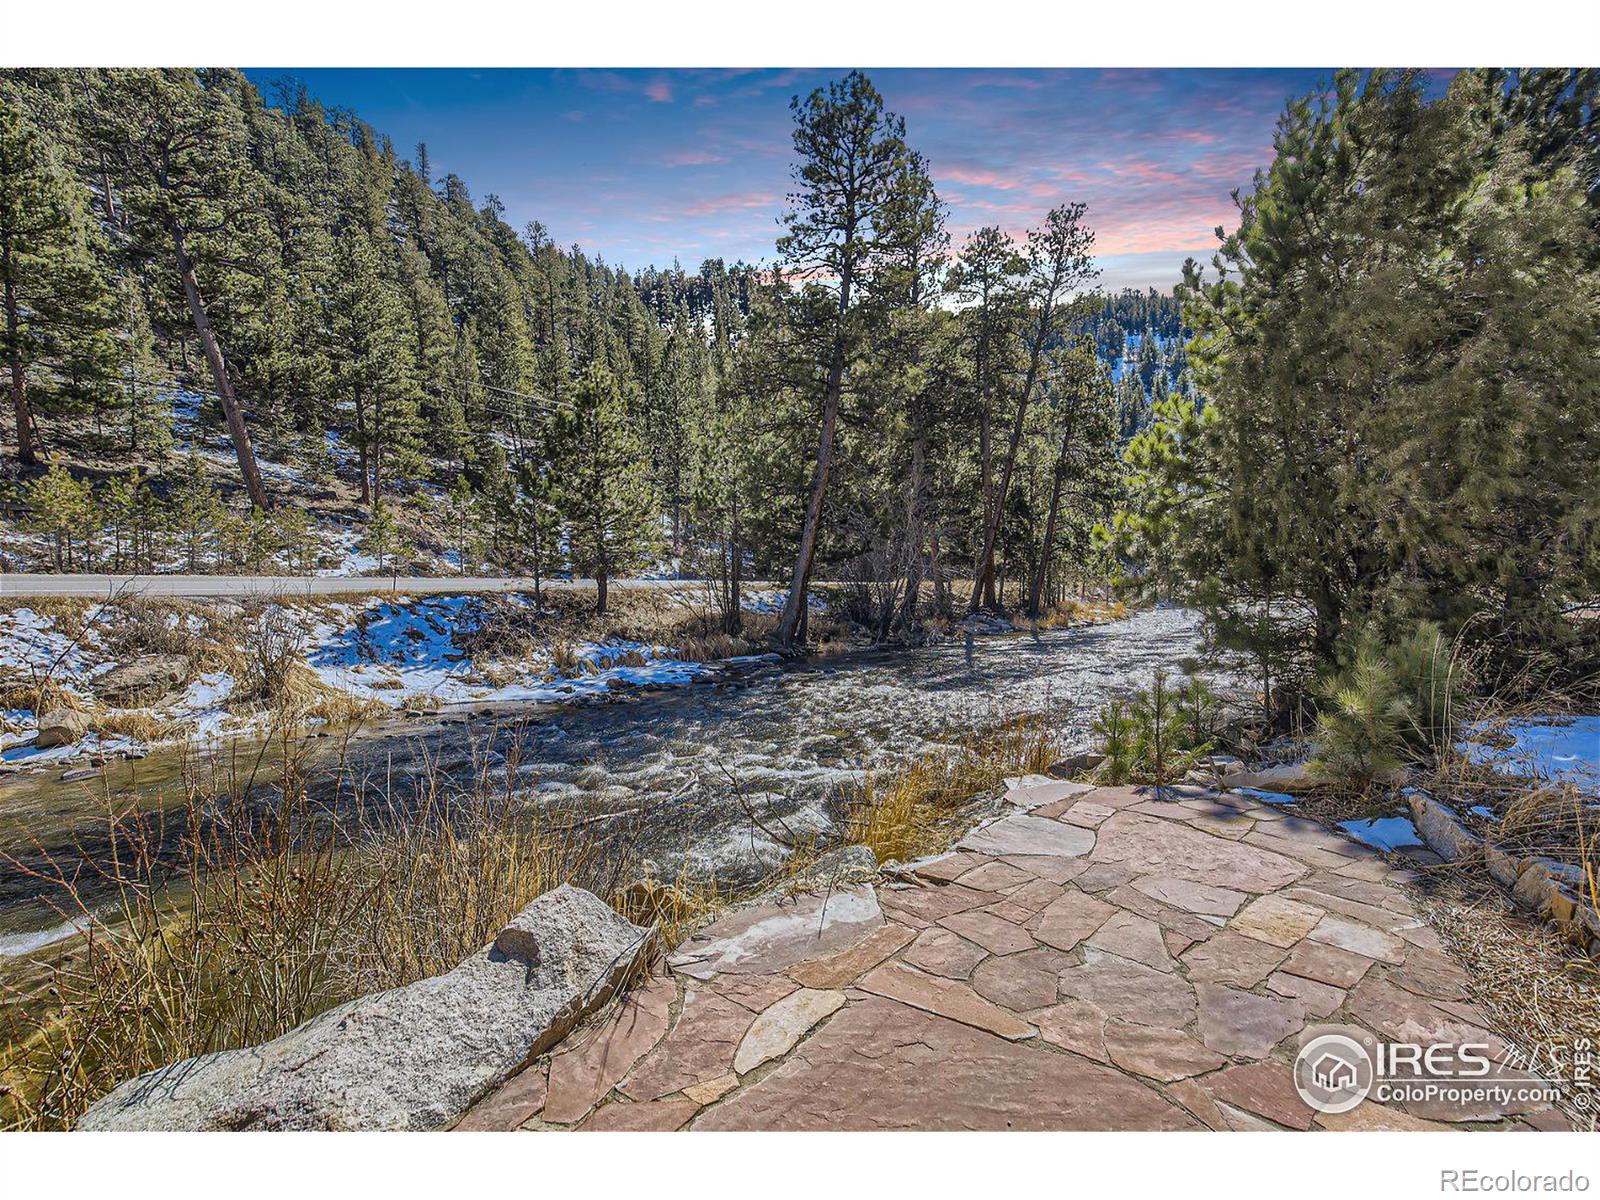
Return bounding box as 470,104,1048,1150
313,527,380,576
1339,815,1424,853
1,590,784,770
303,595,724,709
1230,786,1298,807
741,588,828,615
0,606,114,681
1459,716,1600,794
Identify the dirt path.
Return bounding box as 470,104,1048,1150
456,780,1574,1132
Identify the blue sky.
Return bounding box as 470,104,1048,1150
244,68,1344,291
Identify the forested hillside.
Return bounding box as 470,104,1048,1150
0,68,1124,640
1,67,1595,682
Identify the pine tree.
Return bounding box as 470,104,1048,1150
0,97,117,465
24,464,94,568
328,228,423,505
772,71,923,648
549,364,658,615
970,203,1100,613
168,448,223,571
445,474,482,575
83,69,273,507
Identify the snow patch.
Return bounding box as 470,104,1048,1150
1338,815,1424,853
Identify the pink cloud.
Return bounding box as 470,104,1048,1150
662,149,730,167
681,190,781,217
645,79,674,103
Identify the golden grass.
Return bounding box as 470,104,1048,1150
0,730,651,1131
1419,871,1600,1126
844,715,1056,864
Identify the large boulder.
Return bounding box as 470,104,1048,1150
95,654,192,706
34,707,91,749
77,885,654,1131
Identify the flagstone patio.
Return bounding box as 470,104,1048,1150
455,781,1571,1132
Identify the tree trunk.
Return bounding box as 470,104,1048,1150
776,272,853,650
976,334,997,609
1028,440,1070,618
971,313,1050,613
354,385,371,506
596,547,609,616
4,267,37,467
172,225,268,509
723,507,743,636
895,417,927,634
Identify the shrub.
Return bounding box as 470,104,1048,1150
1091,697,1138,785
1387,619,1462,754
1311,637,1412,789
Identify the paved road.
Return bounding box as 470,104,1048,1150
0,574,771,599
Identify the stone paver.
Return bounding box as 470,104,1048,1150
856,962,1036,1040
733,988,846,1073
543,974,676,1124
456,783,1561,1133
959,813,1096,858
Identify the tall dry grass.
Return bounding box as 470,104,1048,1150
0,729,659,1131
843,715,1057,864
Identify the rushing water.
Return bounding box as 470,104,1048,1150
0,607,1215,949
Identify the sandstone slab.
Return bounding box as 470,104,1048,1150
618,988,755,1101
1029,997,1110,1062
1204,1060,1315,1129
1280,939,1377,988
857,963,1035,1041
1228,894,1325,947
787,923,915,989
939,909,1034,955
696,997,1196,1131
1196,984,1306,1060
1091,812,1305,893
1057,948,1197,1028
902,926,989,979
1305,914,1406,964
1086,910,1174,971
958,814,1095,859
581,1098,699,1131
1180,931,1287,987
453,1063,548,1131
1131,874,1247,918
969,947,1074,1011
543,974,676,1124
1034,889,1115,951
1103,1020,1224,1082
733,988,846,1074
669,884,883,979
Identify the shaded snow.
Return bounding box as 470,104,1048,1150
1231,786,1298,807
741,588,827,615
1459,716,1599,794
1339,815,1424,853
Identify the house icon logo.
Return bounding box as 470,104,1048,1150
1294,1032,1374,1114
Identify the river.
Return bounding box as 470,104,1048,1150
0,607,1217,952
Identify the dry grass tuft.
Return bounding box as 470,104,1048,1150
0,729,653,1130
844,715,1056,864
1419,872,1600,1127
549,642,581,676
